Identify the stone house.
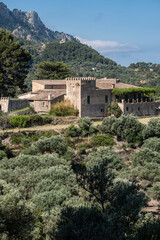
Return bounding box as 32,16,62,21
1,77,159,116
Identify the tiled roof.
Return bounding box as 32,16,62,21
28,89,66,101
96,78,140,89
32,80,66,85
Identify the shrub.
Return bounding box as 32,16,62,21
78,117,98,137
142,118,160,139
142,137,160,152
9,115,29,128
49,100,79,116
65,124,81,137
100,116,117,134
25,135,67,156
0,150,6,160
100,115,144,144
90,134,114,147
77,143,91,155
131,148,160,167
108,101,122,117
9,115,53,128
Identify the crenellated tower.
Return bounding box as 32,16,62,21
65,77,96,117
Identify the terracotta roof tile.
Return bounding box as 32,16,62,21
29,89,66,101
96,78,139,89
32,80,66,85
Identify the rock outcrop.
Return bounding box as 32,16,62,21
0,2,76,43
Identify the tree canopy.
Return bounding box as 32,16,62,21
37,61,72,79
0,29,31,97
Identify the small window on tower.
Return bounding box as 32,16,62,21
126,107,128,111
87,96,90,104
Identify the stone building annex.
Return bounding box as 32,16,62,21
0,77,159,117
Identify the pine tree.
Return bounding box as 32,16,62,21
0,29,31,97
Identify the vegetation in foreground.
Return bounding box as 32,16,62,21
0,115,159,239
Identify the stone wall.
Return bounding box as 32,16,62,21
34,100,51,113
119,101,160,116
32,82,45,92
0,98,29,112
66,78,81,115
33,95,65,113
81,81,112,117
66,77,112,117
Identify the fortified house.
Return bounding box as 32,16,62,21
15,77,159,117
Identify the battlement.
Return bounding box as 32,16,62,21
0,97,10,101
66,77,96,81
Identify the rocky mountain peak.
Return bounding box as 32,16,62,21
0,2,76,43
0,2,13,20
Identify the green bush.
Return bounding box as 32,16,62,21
78,117,98,137
77,143,91,155
100,116,117,134
0,150,7,160
101,115,144,144
108,101,122,117
65,124,81,137
24,135,67,156
9,115,29,128
142,118,160,139
90,134,114,147
11,131,59,148
9,115,52,128
142,137,160,152
101,115,143,144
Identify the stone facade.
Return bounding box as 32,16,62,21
0,98,29,113
66,78,112,117
1,78,159,117
65,77,160,117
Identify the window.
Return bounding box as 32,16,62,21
87,96,90,104
126,107,128,111
101,108,104,112
138,107,140,111
105,95,108,103
125,95,128,102
138,94,141,102
42,102,45,107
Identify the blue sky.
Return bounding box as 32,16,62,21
1,0,160,66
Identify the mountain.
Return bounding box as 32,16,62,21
0,2,76,43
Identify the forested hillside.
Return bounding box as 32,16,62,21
16,38,160,90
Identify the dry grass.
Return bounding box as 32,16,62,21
138,115,160,124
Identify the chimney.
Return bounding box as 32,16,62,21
48,94,52,100
112,83,115,89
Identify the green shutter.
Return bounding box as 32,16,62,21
87,96,90,104
105,95,108,103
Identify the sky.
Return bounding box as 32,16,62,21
1,0,160,66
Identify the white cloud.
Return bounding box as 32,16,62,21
75,36,139,54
